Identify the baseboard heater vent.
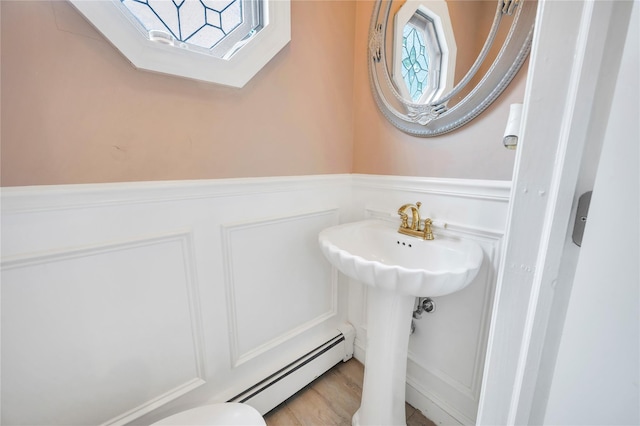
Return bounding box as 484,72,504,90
227,323,356,415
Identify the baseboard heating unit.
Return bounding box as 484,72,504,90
227,323,356,415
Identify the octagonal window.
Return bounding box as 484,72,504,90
70,0,290,87
393,0,456,104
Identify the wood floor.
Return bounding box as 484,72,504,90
263,358,436,426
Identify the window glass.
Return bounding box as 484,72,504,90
120,0,262,58
401,25,430,102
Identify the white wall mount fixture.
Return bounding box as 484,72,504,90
68,0,291,88
503,103,523,149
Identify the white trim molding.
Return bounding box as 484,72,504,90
477,1,635,425
352,174,511,202
0,174,351,214
221,209,340,367
1,231,207,426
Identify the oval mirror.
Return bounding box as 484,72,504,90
369,0,537,136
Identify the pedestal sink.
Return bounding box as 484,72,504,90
318,220,483,426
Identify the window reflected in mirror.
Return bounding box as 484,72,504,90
368,0,536,136
401,25,430,101
393,0,456,104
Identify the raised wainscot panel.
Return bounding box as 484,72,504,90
406,224,502,424
1,232,206,426
222,209,339,367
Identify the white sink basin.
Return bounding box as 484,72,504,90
319,219,484,425
319,219,483,297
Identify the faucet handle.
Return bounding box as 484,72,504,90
399,213,409,229
423,218,434,240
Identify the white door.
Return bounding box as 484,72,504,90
542,2,639,423
477,1,638,424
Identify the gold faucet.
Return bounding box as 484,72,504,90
397,201,434,240
398,202,422,230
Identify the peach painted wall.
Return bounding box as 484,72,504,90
1,0,528,186
352,1,526,180
0,0,356,186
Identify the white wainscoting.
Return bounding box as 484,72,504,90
1,176,352,426
350,175,511,425
2,231,207,426
1,174,511,426
221,209,339,367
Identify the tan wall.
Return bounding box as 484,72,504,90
0,0,356,186
352,0,525,181
1,0,527,186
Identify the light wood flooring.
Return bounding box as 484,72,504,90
263,358,436,426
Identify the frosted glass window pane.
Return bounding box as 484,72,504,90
220,1,242,33
122,1,173,37
147,0,180,37
202,0,236,10
206,9,222,28
186,25,225,49
179,1,207,40
402,25,430,102
120,0,259,57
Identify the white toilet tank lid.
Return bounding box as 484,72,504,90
152,403,265,426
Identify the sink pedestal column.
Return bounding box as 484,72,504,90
353,287,415,426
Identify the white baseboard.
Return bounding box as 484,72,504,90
230,325,356,415
406,379,470,426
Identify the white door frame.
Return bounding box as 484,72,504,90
476,1,635,424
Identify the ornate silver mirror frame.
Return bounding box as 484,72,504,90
369,0,537,136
